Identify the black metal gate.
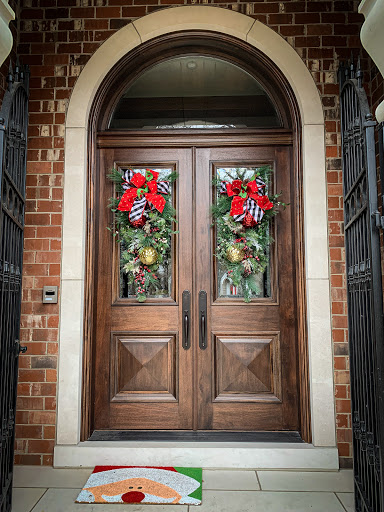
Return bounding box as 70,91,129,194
0,61,29,512
339,60,384,512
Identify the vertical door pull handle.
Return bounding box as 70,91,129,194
199,290,207,350
182,290,191,350
184,314,189,346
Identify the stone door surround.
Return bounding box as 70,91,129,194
56,6,337,469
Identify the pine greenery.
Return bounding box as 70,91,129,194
213,166,285,302
108,168,178,302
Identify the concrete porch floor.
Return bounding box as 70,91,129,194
12,467,354,512
12,466,354,512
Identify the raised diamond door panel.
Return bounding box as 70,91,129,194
110,334,177,402
214,334,281,403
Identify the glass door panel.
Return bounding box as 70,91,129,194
114,165,176,301
214,165,273,300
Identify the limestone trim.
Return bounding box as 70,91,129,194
359,0,384,122
0,0,14,67
58,6,336,463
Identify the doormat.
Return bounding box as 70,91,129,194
76,466,202,505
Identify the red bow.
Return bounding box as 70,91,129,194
117,169,169,222
220,177,273,224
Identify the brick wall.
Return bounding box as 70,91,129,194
7,0,368,466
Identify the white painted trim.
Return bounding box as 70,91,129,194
0,0,14,67
57,6,337,466
54,443,339,470
359,0,384,122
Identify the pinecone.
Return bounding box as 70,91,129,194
242,213,257,228
130,217,146,228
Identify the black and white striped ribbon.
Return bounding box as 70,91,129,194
255,177,266,195
157,181,170,195
246,197,264,222
129,196,147,222
122,169,134,190
233,198,264,224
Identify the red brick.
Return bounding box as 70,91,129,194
15,425,43,439
338,443,351,457
35,226,62,238
96,6,121,18
17,396,44,410
122,6,147,16
323,36,348,47
268,14,292,24
28,137,53,150
334,356,347,370
14,454,42,465
28,440,55,454
336,414,349,428
332,302,344,315
279,25,304,37
307,24,333,35
29,411,56,425
43,426,56,439
84,19,109,30
70,7,95,18
32,329,58,342
21,9,45,19
46,369,57,382
57,43,82,54
295,13,320,24
294,36,321,48
335,385,347,399
42,455,54,465
18,370,45,383
335,371,350,385
18,383,32,396
252,3,279,13
44,54,69,66
31,383,57,396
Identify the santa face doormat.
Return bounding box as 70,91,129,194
76,466,202,505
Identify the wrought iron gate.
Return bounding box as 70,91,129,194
339,60,384,512
0,61,29,512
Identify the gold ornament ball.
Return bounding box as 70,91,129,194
139,246,158,265
226,245,245,263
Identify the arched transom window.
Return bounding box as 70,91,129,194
109,55,282,130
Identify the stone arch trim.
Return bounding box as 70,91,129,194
57,6,336,455
66,6,323,128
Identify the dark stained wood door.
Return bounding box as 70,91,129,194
92,143,299,432
93,147,194,430
195,146,299,431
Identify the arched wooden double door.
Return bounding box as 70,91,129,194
91,137,300,434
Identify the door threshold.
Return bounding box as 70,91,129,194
89,430,304,443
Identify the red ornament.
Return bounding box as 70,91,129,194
130,217,146,228
242,213,257,228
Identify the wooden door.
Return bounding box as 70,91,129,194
93,147,193,430
195,146,298,431
92,143,299,432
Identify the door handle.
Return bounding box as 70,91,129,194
199,290,207,350
182,290,191,350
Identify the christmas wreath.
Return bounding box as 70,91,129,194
212,167,284,302
109,168,178,302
